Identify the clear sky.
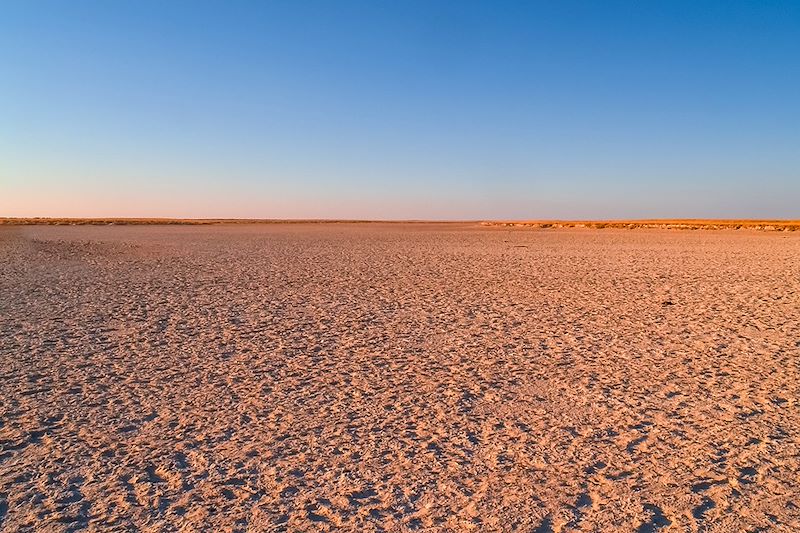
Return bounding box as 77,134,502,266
2,1,799,219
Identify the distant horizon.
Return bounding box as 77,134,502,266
3,216,800,223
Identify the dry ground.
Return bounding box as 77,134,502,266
1,224,799,532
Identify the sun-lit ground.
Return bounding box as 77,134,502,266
1,223,799,531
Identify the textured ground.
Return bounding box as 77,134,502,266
1,224,799,532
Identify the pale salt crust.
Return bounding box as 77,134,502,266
1,223,799,532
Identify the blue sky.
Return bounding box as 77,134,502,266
2,1,799,219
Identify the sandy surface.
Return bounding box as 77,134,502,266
1,224,799,532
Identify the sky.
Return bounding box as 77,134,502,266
2,1,799,219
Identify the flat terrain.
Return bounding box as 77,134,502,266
1,224,799,532
2,218,800,231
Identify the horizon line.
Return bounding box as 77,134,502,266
2,217,800,231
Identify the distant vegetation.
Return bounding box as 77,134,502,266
1,218,799,230
481,220,800,231
0,218,388,226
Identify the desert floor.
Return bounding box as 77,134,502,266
1,224,799,532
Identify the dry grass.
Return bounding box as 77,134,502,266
3,218,799,231
481,219,800,231
0,218,400,226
